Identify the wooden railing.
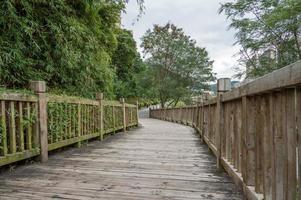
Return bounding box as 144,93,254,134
0,81,138,167
150,61,301,200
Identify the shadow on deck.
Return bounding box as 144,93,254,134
0,118,243,200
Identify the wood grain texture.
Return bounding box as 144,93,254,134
0,118,243,200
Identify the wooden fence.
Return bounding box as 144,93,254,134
0,81,138,167
150,61,301,200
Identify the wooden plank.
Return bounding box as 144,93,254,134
112,106,115,133
0,149,40,167
233,100,239,170
245,96,255,186
225,103,231,161
255,96,263,193
103,100,123,107
122,99,126,132
229,102,234,165
87,105,91,135
83,105,87,135
26,102,32,150
9,101,16,154
215,93,223,169
296,87,301,199
1,101,7,156
99,94,104,141
221,103,227,159
47,95,99,106
236,100,242,173
273,92,286,200
33,103,39,148
286,89,297,199
58,104,63,141
18,102,24,152
208,104,211,143
0,93,37,102
263,94,274,200
241,96,247,181
77,104,81,148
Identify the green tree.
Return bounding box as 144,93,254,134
220,0,301,78
141,23,215,108
0,0,145,98
112,29,146,99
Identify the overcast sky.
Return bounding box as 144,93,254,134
121,0,241,79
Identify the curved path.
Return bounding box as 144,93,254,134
0,118,243,199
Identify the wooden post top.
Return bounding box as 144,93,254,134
217,78,231,92
96,93,104,100
202,92,210,101
30,81,46,93
120,98,125,103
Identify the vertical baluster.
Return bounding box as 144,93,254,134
33,103,39,149
69,104,72,139
96,93,104,141
255,96,264,193
246,96,256,187
18,102,24,152
26,102,32,150
112,106,115,132
77,104,81,147
263,94,274,200
1,101,7,156
296,88,301,199
83,105,86,135
48,103,53,144
9,102,16,154
286,89,297,199
87,105,90,134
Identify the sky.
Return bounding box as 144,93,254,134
121,0,241,79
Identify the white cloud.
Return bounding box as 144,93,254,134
121,0,241,80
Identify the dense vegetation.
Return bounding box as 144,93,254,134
220,0,301,78
140,23,215,107
0,0,143,99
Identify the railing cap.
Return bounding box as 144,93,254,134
96,92,104,100
217,78,231,92
30,81,46,93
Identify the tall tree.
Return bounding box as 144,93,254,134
220,0,301,79
0,0,145,98
141,23,215,108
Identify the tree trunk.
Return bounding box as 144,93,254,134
293,29,301,60
160,101,165,108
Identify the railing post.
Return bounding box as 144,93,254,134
30,81,48,163
96,93,104,141
120,98,126,132
216,78,231,169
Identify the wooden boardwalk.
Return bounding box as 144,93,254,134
0,118,243,200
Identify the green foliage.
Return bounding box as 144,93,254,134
0,0,145,99
220,0,301,78
112,29,145,99
141,23,215,108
